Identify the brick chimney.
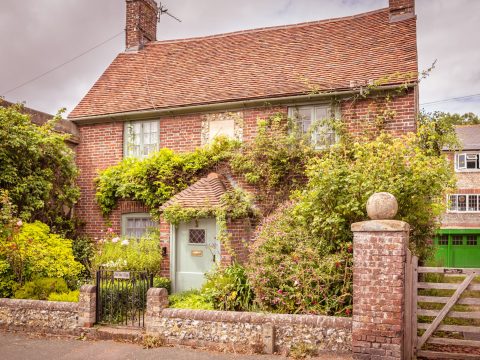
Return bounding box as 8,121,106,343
389,0,415,22
125,0,158,51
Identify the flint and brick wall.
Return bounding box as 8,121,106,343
145,288,351,354
0,298,79,335
0,285,96,335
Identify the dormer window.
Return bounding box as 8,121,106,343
455,153,480,171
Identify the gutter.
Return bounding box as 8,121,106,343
70,84,415,125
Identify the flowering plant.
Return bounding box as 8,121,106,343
91,231,161,274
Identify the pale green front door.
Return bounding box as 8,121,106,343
175,218,218,293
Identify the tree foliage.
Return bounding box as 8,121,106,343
0,104,79,234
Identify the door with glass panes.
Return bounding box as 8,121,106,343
175,218,218,292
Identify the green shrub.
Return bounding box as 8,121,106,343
0,105,79,234
0,259,17,298
91,233,162,274
95,137,239,216
14,278,69,300
202,263,254,311
0,221,84,286
47,290,79,302
153,276,171,293
168,290,214,310
72,236,95,278
248,202,353,316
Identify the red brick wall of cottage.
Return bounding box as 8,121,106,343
75,91,416,240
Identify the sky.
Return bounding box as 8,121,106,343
1,0,479,117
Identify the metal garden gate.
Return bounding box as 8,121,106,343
96,269,153,327
405,250,480,359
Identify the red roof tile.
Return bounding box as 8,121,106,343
160,173,229,210
69,8,417,119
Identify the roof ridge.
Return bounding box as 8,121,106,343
143,8,388,47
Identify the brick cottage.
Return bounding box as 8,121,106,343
68,0,418,291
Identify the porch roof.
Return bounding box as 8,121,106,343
160,173,229,211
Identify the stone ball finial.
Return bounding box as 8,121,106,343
366,192,398,220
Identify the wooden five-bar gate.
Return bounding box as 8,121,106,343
405,250,480,359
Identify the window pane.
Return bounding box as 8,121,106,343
189,229,206,244
467,235,477,246
452,235,463,245
458,195,467,211
457,154,466,169
438,235,448,245
468,195,478,211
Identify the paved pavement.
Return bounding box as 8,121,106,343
0,332,352,360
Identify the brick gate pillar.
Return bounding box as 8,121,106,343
351,193,409,360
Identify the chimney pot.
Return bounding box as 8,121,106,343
388,0,415,22
125,0,158,51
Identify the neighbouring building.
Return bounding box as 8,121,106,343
68,0,418,291
0,99,79,146
436,125,480,268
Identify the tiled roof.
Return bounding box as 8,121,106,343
69,8,417,119
455,125,480,150
160,173,229,210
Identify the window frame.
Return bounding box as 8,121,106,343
287,104,339,149
447,194,480,213
455,152,480,172
123,120,159,159
121,213,157,238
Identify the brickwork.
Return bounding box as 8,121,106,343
76,122,123,237
341,89,417,137
125,0,158,50
351,220,409,360
441,153,480,228
78,285,96,328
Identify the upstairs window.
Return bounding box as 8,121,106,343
288,105,337,149
124,120,159,158
455,153,480,171
448,194,480,212
121,213,157,238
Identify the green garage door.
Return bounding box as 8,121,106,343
434,229,480,268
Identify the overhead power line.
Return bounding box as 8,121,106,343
421,93,480,106
1,30,123,96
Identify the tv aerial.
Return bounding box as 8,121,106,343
157,2,182,23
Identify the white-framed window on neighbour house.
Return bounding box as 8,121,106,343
288,104,338,149
121,213,157,238
124,120,159,158
455,152,480,171
448,194,480,213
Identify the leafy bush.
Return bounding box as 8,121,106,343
14,278,69,300
231,114,315,215
0,104,79,234
202,263,254,311
168,290,214,310
248,131,454,315
72,236,95,280
0,259,17,298
95,137,239,216
91,233,162,274
248,202,353,316
0,221,84,286
153,276,171,293
47,290,79,302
